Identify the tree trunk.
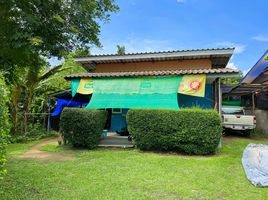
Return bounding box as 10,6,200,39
10,84,21,135
23,86,34,133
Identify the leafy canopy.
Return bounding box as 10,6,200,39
116,45,126,55
0,0,119,69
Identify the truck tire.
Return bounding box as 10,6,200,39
243,130,251,137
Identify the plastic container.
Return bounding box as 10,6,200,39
102,129,108,138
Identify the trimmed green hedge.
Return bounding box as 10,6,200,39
0,73,10,179
127,108,222,155
60,108,107,149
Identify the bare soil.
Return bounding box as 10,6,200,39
20,138,74,161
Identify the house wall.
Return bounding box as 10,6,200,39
178,84,213,109
111,109,128,131
244,108,268,134
95,59,212,72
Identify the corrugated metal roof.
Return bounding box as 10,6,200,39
240,50,268,84
75,48,235,70
77,47,235,58
65,68,238,79
222,84,268,95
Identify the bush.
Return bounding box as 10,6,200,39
60,108,107,149
127,108,222,155
0,73,10,179
9,124,59,144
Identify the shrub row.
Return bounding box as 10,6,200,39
60,108,107,149
0,73,10,179
127,108,222,155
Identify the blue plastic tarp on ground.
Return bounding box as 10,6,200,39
51,99,88,116
242,144,268,187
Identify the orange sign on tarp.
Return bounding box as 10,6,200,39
178,74,206,97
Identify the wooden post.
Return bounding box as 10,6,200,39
47,98,51,134
219,78,222,113
252,92,255,114
213,78,218,110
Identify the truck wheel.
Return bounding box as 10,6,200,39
243,130,251,137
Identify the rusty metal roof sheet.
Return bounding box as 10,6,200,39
65,68,239,79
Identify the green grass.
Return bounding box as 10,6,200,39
6,140,41,156
1,135,268,200
39,142,69,152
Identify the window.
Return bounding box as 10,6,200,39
222,107,244,115
112,108,122,114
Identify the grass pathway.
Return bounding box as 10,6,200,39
19,138,74,161
1,134,268,199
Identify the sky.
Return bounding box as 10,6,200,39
50,0,268,75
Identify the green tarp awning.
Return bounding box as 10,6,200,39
86,76,182,109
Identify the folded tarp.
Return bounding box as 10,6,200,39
51,99,88,116
242,144,268,187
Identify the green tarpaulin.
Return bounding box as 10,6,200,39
86,76,182,109
71,79,80,97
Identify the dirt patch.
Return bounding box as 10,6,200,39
20,138,74,161
223,134,266,144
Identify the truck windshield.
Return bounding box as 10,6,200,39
222,107,244,115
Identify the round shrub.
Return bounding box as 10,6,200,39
60,108,107,149
0,73,10,179
127,108,222,155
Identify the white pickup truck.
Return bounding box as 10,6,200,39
222,106,256,136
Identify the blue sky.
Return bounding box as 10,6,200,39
51,0,268,75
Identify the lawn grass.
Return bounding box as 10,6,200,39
1,134,268,200
39,142,72,153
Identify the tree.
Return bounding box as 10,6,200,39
116,45,126,55
0,0,119,71
9,51,87,135
9,63,70,134
0,72,10,179
221,71,243,85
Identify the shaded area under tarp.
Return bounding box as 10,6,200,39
242,144,268,187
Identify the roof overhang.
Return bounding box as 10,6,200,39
64,68,239,80
75,48,235,71
222,83,268,95
240,50,268,84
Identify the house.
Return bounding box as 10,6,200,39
223,50,268,134
58,48,238,132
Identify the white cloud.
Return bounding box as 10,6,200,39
91,37,174,55
252,34,268,42
177,0,186,3
48,57,63,67
242,68,251,76
226,62,238,70
216,41,246,54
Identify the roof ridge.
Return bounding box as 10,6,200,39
78,47,235,58
65,68,239,79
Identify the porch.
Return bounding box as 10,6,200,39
98,132,133,148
